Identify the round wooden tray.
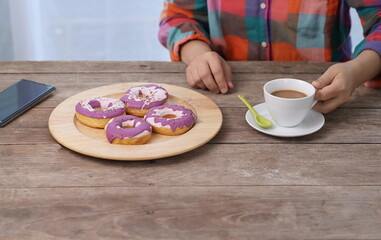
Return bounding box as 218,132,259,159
48,82,223,160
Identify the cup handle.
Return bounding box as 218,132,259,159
311,100,318,108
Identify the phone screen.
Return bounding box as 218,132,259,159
0,79,55,127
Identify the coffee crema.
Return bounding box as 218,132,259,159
271,90,307,99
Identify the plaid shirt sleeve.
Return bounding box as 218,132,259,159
158,0,212,61
349,0,381,58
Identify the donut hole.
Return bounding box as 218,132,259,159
163,114,177,119
121,120,137,129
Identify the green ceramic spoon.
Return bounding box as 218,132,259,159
238,95,272,129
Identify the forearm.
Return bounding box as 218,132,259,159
349,50,381,88
180,40,213,65
159,1,211,61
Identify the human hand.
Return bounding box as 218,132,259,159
311,62,360,113
180,40,234,94
312,50,381,113
186,51,233,94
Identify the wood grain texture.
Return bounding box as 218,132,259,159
1,144,381,187
1,61,380,239
1,186,380,240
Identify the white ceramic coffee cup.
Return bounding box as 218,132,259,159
264,78,317,127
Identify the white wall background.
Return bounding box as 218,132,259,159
0,1,364,61
0,0,13,60
4,0,171,61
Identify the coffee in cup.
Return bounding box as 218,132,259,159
264,78,317,127
271,89,307,98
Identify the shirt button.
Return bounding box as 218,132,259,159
260,3,266,9
261,42,267,48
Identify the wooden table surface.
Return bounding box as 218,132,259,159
1,61,380,239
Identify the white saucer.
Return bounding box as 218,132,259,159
245,103,325,137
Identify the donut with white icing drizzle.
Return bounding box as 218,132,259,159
75,97,126,128
120,84,168,117
144,104,196,136
105,115,152,144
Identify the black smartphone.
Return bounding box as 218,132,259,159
0,79,56,127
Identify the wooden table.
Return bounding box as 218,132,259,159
1,61,380,239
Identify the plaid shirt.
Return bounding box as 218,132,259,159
158,0,381,63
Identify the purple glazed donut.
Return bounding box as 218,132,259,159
75,97,126,128
105,115,152,145
144,104,196,136
120,84,168,117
